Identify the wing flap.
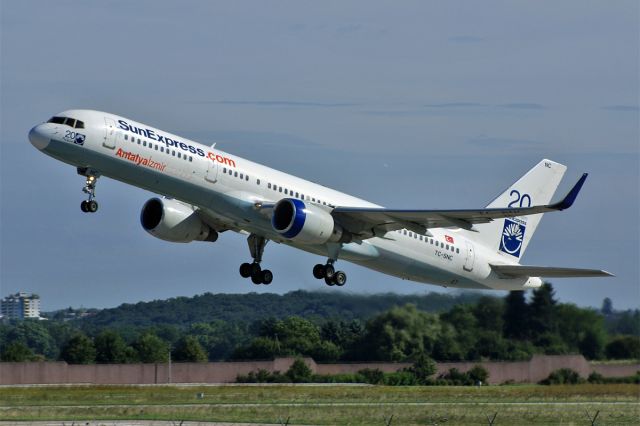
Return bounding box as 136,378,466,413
489,264,614,279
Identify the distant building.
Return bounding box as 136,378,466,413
1,292,42,320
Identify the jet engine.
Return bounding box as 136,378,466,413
271,198,351,244
140,198,218,243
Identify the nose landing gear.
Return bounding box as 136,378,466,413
239,234,273,285
78,168,99,213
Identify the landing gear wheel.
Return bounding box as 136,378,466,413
324,276,335,286
313,264,325,279
80,200,89,212
87,200,98,213
333,271,347,286
324,264,335,279
239,263,253,278
261,270,273,285
251,271,263,285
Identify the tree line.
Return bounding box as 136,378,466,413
1,285,638,364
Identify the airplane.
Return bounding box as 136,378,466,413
28,110,613,290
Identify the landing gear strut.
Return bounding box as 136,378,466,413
313,261,347,286
239,234,273,285
78,168,99,213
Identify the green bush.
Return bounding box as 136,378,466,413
539,368,584,385
357,368,385,384
286,358,313,383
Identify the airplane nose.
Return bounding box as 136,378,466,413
29,125,50,150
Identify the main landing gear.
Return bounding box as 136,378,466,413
239,234,273,285
313,260,347,286
78,168,99,213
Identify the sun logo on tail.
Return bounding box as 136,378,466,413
499,219,526,257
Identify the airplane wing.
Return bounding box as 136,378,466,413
489,264,614,279
331,173,588,238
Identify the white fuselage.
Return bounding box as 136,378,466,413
29,110,541,291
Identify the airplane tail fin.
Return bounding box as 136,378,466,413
471,159,567,260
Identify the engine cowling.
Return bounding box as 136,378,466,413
271,198,350,244
140,198,218,243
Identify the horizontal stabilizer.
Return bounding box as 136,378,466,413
490,264,614,279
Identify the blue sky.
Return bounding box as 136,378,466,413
1,1,638,310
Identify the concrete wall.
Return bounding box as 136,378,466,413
1,356,637,385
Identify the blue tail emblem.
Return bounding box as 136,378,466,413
499,219,526,257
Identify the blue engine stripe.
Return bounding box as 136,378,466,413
282,199,306,238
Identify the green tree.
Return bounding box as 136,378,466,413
60,333,96,364
6,320,56,358
578,328,606,360
133,333,169,363
1,341,36,361
529,283,558,337
605,336,640,359
94,330,132,363
432,324,464,361
172,335,208,362
473,297,504,333
362,304,442,361
601,297,613,316
503,291,529,339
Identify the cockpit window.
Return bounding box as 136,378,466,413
47,116,85,129
48,116,66,124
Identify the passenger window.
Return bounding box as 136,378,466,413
403,230,407,235
279,187,283,193
420,235,423,241
284,189,288,195
124,134,128,141
172,150,176,156
223,167,226,173
189,156,192,162
178,152,182,158
268,183,271,189
246,175,249,181
446,244,449,250
234,171,238,177
160,147,164,152
301,194,304,200
456,248,460,254
137,139,141,144
257,179,261,185
240,173,244,179
312,198,316,202
143,141,147,147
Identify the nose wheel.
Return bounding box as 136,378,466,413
313,261,347,286
239,234,273,285
78,169,99,214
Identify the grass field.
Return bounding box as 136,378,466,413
0,384,638,425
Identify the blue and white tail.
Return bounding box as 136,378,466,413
471,159,567,260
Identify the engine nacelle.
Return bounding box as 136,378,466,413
140,198,218,243
271,198,350,245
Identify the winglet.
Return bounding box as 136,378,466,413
553,173,588,210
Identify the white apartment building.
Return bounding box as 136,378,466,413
0,292,42,319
